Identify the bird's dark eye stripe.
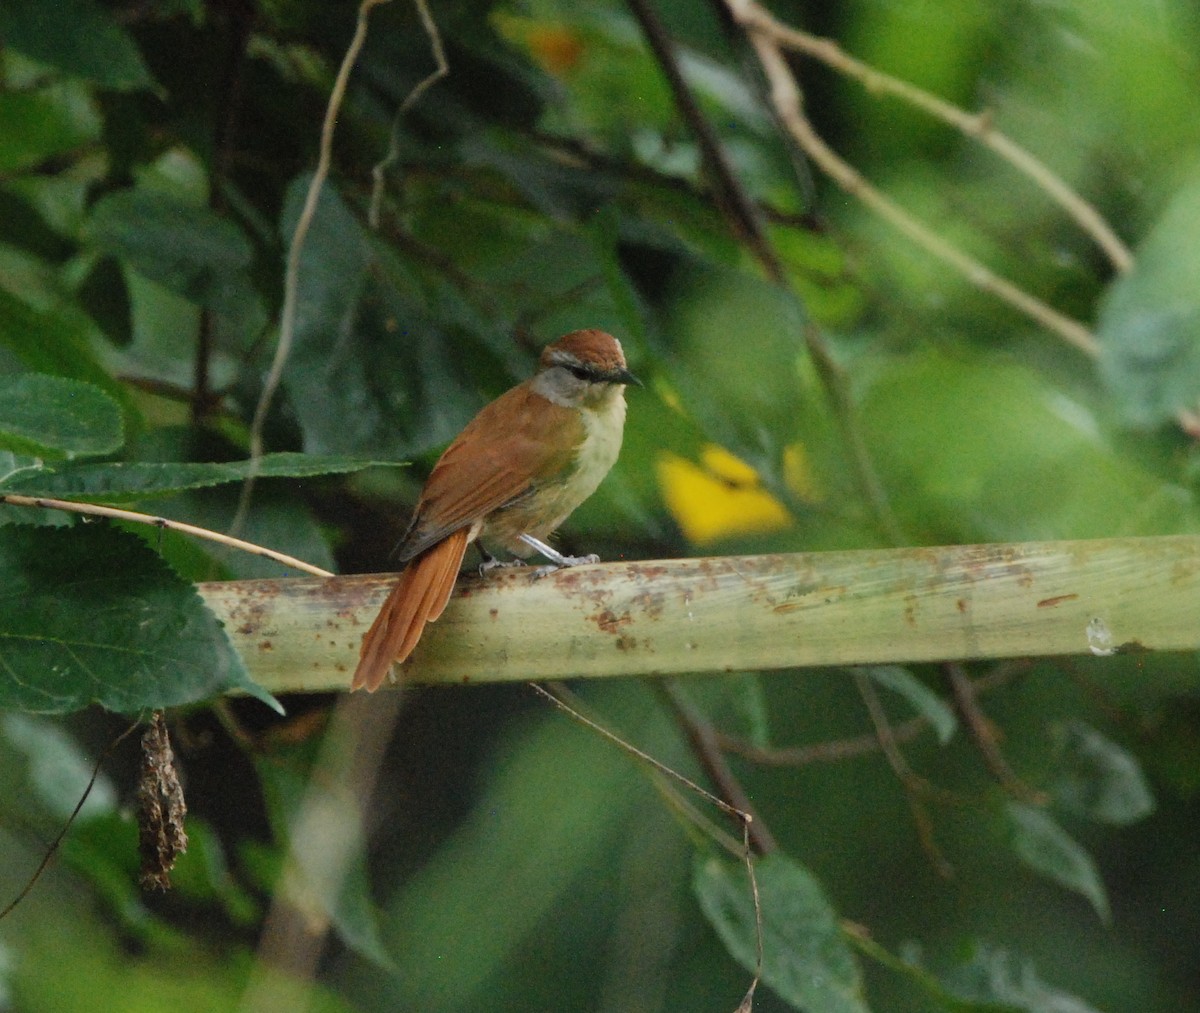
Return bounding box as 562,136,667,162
567,363,599,381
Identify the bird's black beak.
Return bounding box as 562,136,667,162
615,367,642,388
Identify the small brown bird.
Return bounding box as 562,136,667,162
351,329,639,691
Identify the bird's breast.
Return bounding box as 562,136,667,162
483,389,626,552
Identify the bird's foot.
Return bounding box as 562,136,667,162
529,551,600,580
518,534,600,578
477,541,526,577
479,556,525,576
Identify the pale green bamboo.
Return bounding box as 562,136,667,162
197,536,1200,695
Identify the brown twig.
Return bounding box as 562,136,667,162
852,671,955,876
725,0,1102,358
716,661,1028,766
233,0,396,538
0,720,141,922
944,661,1047,803
368,0,449,228
0,493,333,578
626,0,784,283
717,715,927,766
658,682,778,855
741,10,1132,274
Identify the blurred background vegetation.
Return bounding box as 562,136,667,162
1,0,1199,1010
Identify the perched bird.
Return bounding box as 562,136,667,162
351,329,639,691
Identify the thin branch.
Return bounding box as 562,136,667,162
944,661,1047,803
0,493,333,578
368,0,448,228
0,720,140,922
852,671,946,801
744,10,1132,274
659,681,779,855
532,682,748,825
726,0,1101,358
626,0,784,282
234,0,394,537
716,661,1027,766
853,671,955,877
717,715,927,766
531,682,764,1004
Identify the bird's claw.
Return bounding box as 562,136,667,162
530,552,600,580
478,556,525,577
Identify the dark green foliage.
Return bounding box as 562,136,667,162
0,1,1197,1010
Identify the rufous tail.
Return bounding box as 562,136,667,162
351,528,470,692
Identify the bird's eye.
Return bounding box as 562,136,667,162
566,364,594,381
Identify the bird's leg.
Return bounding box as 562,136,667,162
519,533,600,579
476,540,525,576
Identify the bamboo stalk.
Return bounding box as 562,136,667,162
198,536,1200,694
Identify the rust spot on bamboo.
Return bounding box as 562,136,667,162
594,609,632,634
1037,593,1079,608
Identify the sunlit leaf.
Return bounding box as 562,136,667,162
1098,176,1200,429
940,941,1104,1012
0,88,99,173
1004,801,1110,924
1,453,405,501
0,0,153,90
862,348,1199,542
695,851,868,1013
865,666,957,745
0,374,123,459
1049,720,1155,826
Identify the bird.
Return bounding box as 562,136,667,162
351,329,639,691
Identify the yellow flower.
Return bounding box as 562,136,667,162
657,444,806,546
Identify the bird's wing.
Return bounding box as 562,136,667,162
394,384,584,563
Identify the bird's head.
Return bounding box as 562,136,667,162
533,329,641,407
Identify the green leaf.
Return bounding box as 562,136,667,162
865,666,957,745
0,0,154,90
1098,175,1200,429
1049,720,1156,826
0,374,123,459
0,88,100,174
280,176,477,458
0,524,279,714
1,712,117,820
862,347,1199,542
848,933,1020,1012
141,816,260,927
694,851,868,1013
1,453,405,502
0,287,133,403
940,941,1104,1013
84,189,262,335
1004,801,1110,924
